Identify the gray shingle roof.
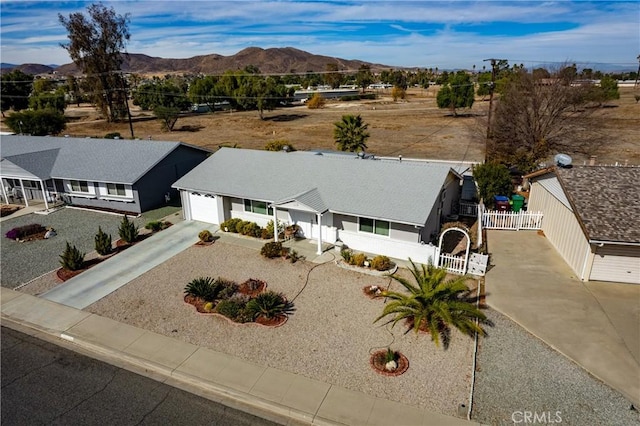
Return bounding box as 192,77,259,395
0,136,197,184
173,148,457,225
556,166,640,243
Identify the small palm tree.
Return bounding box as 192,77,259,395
333,114,369,152
375,259,488,349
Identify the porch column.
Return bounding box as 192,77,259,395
272,205,278,242
1,182,8,205
40,179,49,210
316,213,323,255
18,179,28,207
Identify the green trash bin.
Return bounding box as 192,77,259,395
511,194,525,212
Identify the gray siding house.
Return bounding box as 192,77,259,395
173,148,463,263
0,136,210,214
526,166,640,284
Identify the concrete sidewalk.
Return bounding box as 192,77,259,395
41,220,217,309
1,288,475,426
485,230,640,406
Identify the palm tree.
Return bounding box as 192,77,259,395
375,259,488,348
333,114,370,152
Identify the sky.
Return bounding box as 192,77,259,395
1,1,638,70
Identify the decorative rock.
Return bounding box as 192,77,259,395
385,360,398,371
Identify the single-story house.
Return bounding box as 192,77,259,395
173,148,464,263
0,135,210,214
526,165,640,284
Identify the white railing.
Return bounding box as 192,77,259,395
482,210,543,230
459,201,478,217
438,253,467,275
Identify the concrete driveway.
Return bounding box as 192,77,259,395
485,230,640,406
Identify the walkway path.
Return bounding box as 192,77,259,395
485,230,640,406
41,220,217,309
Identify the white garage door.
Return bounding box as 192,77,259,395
590,245,640,284
189,192,219,224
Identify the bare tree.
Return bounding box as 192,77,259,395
59,3,130,122
488,68,603,173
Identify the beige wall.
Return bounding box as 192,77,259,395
529,181,592,280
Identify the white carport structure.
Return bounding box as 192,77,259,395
0,158,53,210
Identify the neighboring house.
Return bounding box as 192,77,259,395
173,148,463,263
0,136,210,214
526,166,640,284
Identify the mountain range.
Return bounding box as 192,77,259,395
3,47,393,76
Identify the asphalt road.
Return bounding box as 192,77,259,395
1,326,281,426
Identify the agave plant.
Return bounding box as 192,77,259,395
245,291,293,320
375,259,489,349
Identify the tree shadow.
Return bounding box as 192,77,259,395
176,125,204,132
264,114,308,122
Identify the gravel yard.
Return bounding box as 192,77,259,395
472,310,640,426
84,242,475,417
0,208,143,288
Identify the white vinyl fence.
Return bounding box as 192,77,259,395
481,209,543,230
438,253,467,275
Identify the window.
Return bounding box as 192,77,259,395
359,217,390,236
70,180,89,193
244,199,273,216
106,183,126,196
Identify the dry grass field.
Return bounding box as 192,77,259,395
3,86,639,165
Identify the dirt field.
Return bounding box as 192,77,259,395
3,86,639,164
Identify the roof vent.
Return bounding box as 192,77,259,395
554,153,572,168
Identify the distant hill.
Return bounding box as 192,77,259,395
49,47,393,76
1,63,54,75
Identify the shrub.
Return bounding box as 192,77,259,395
184,277,219,301
145,221,164,232
306,93,325,109
235,220,250,234
94,226,113,255
59,242,85,271
352,253,367,267
370,255,393,271
220,218,242,233
391,86,406,101
245,291,291,320
5,223,45,240
264,140,296,152
261,241,283,258
104,132,122,139
218,279,239,300
260,228,272,239
198,229,214,242
216,298,250,323
265,219,284,238
288,249,302,264
241,221,261,237
340,248,353,264
118,215,139,244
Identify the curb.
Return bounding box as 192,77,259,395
0,314,339,426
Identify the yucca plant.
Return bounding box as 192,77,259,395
118,215,138,244
94,226,112,255
375,259,489,349
59,242,85,271
245,291,292,320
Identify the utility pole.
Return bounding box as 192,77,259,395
121,72,135,139
483,58,504,163
635,54,640,88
